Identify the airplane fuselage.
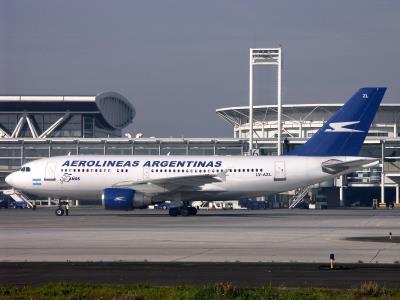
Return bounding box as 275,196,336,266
7,154,363,203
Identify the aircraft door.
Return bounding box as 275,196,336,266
44,162,57,181
274,161,286,181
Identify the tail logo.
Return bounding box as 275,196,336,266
325,121,364,133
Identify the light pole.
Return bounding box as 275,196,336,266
248,48,282,155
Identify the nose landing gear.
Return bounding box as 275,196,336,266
55,207,64,216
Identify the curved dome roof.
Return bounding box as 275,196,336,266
95,92,136,129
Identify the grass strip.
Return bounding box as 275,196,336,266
1,281,400,300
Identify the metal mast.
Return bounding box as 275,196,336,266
248,48,282,154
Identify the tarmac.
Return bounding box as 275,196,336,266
1,207,400,288
1,207,399,263
1,261,400,288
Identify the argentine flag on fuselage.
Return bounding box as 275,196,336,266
286,87,386,156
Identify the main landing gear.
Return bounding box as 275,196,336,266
169,206,197,217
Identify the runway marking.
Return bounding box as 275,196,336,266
172,248,213,262
369,249,382,263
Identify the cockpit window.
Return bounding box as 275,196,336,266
20,167,31,172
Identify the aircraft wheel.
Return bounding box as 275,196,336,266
180,207,190,216
189,207,197,216
169,207,179,217
55,208,64,216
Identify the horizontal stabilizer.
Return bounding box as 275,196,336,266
321,158,378,175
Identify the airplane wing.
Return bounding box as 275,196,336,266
112,173,225,194
321,158,378,175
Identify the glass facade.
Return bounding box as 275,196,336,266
0,113,121,138
0,138,246,173
0,136,399,207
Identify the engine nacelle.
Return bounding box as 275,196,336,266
102,188,152,210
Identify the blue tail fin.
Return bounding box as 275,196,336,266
286,87,386,156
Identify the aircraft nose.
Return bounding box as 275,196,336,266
5,173,15,186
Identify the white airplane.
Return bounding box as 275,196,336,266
5,87,386,216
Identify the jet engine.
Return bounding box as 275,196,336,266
102,188,152,210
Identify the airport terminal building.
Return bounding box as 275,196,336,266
216,103,400,207
1,93,400,208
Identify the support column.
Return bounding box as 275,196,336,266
339,175,345,207
298,121,303,138
396,185,400,207
380,168,385,207
75,200,79,206
380,140,386,207
249,49,254,152
277,51,282,155
48,197,51,206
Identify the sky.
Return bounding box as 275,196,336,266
1,0,400,137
